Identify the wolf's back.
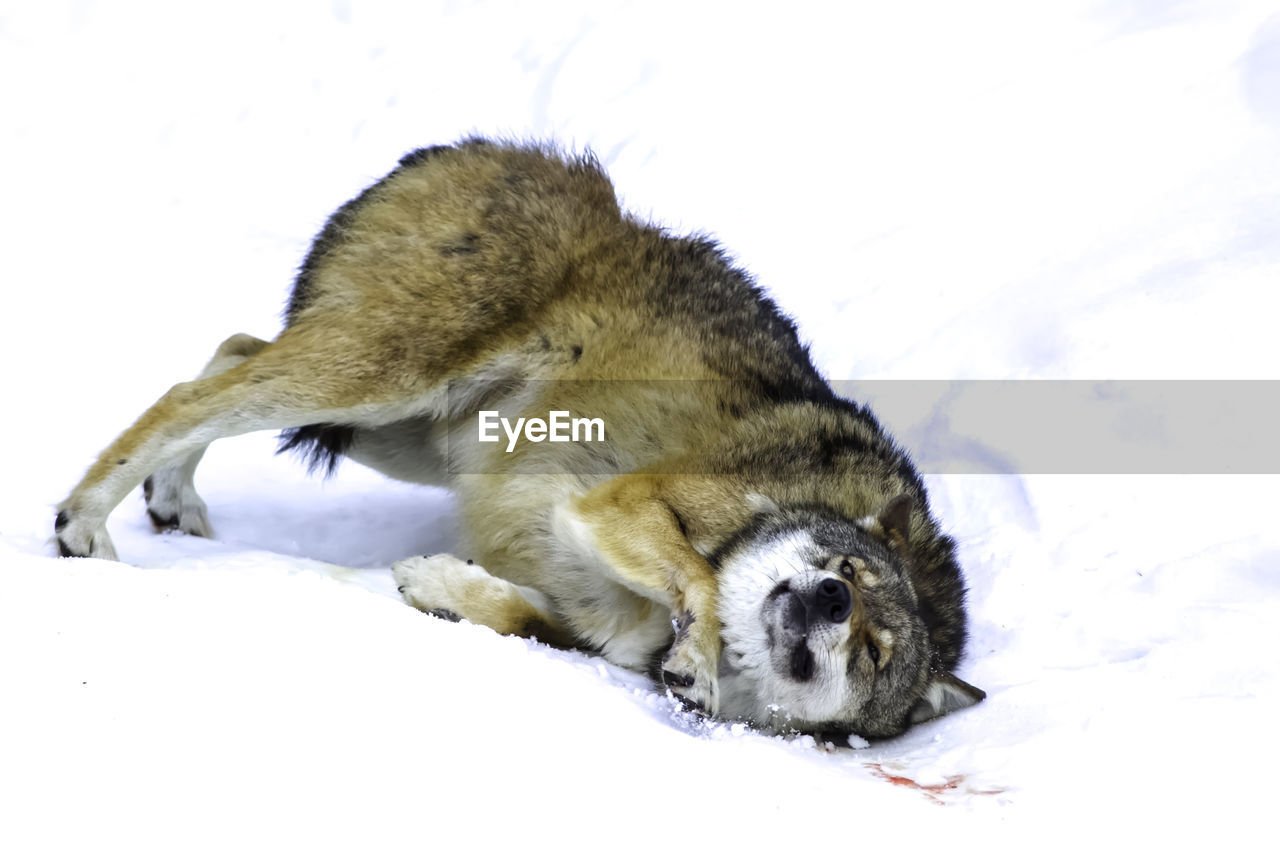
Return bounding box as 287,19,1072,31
285,138,623,328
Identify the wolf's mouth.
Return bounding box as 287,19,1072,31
788,640,815,681
765,583,819,682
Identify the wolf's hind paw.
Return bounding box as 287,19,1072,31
142,475,213,537
53,510,118,560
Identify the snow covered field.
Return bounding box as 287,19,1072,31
4,1,1279,848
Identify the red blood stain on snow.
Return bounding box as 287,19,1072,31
864,763,1008,806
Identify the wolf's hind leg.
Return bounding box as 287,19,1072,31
55,327,450,560
142,333,269,538
392,554,576,648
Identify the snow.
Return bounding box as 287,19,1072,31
4,0,1280,849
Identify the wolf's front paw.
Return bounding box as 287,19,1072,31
142,474,213,537
392,554,477,616
53,509,119,560
661,612,720,715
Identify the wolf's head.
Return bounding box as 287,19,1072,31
714,496,984,739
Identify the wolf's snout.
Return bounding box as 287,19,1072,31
815,578,852,623
779,579,854,635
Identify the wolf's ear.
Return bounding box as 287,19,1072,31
861,493,913,546
878,494,913,544
908,670,986,725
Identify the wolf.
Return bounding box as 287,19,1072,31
55,138,984,738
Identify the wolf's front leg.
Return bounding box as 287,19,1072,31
392,554,576,648
572,476,723,715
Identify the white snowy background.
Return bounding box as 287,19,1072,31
3,0,1279,848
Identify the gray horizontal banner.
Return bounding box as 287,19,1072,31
438,380,1280,475
833,380,1278,475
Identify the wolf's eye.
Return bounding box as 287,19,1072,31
867,642,881,667
837,559,855,578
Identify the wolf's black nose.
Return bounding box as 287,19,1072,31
815,578,852,623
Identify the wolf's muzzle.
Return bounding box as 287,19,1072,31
815,578,852,623
780,578,854,635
